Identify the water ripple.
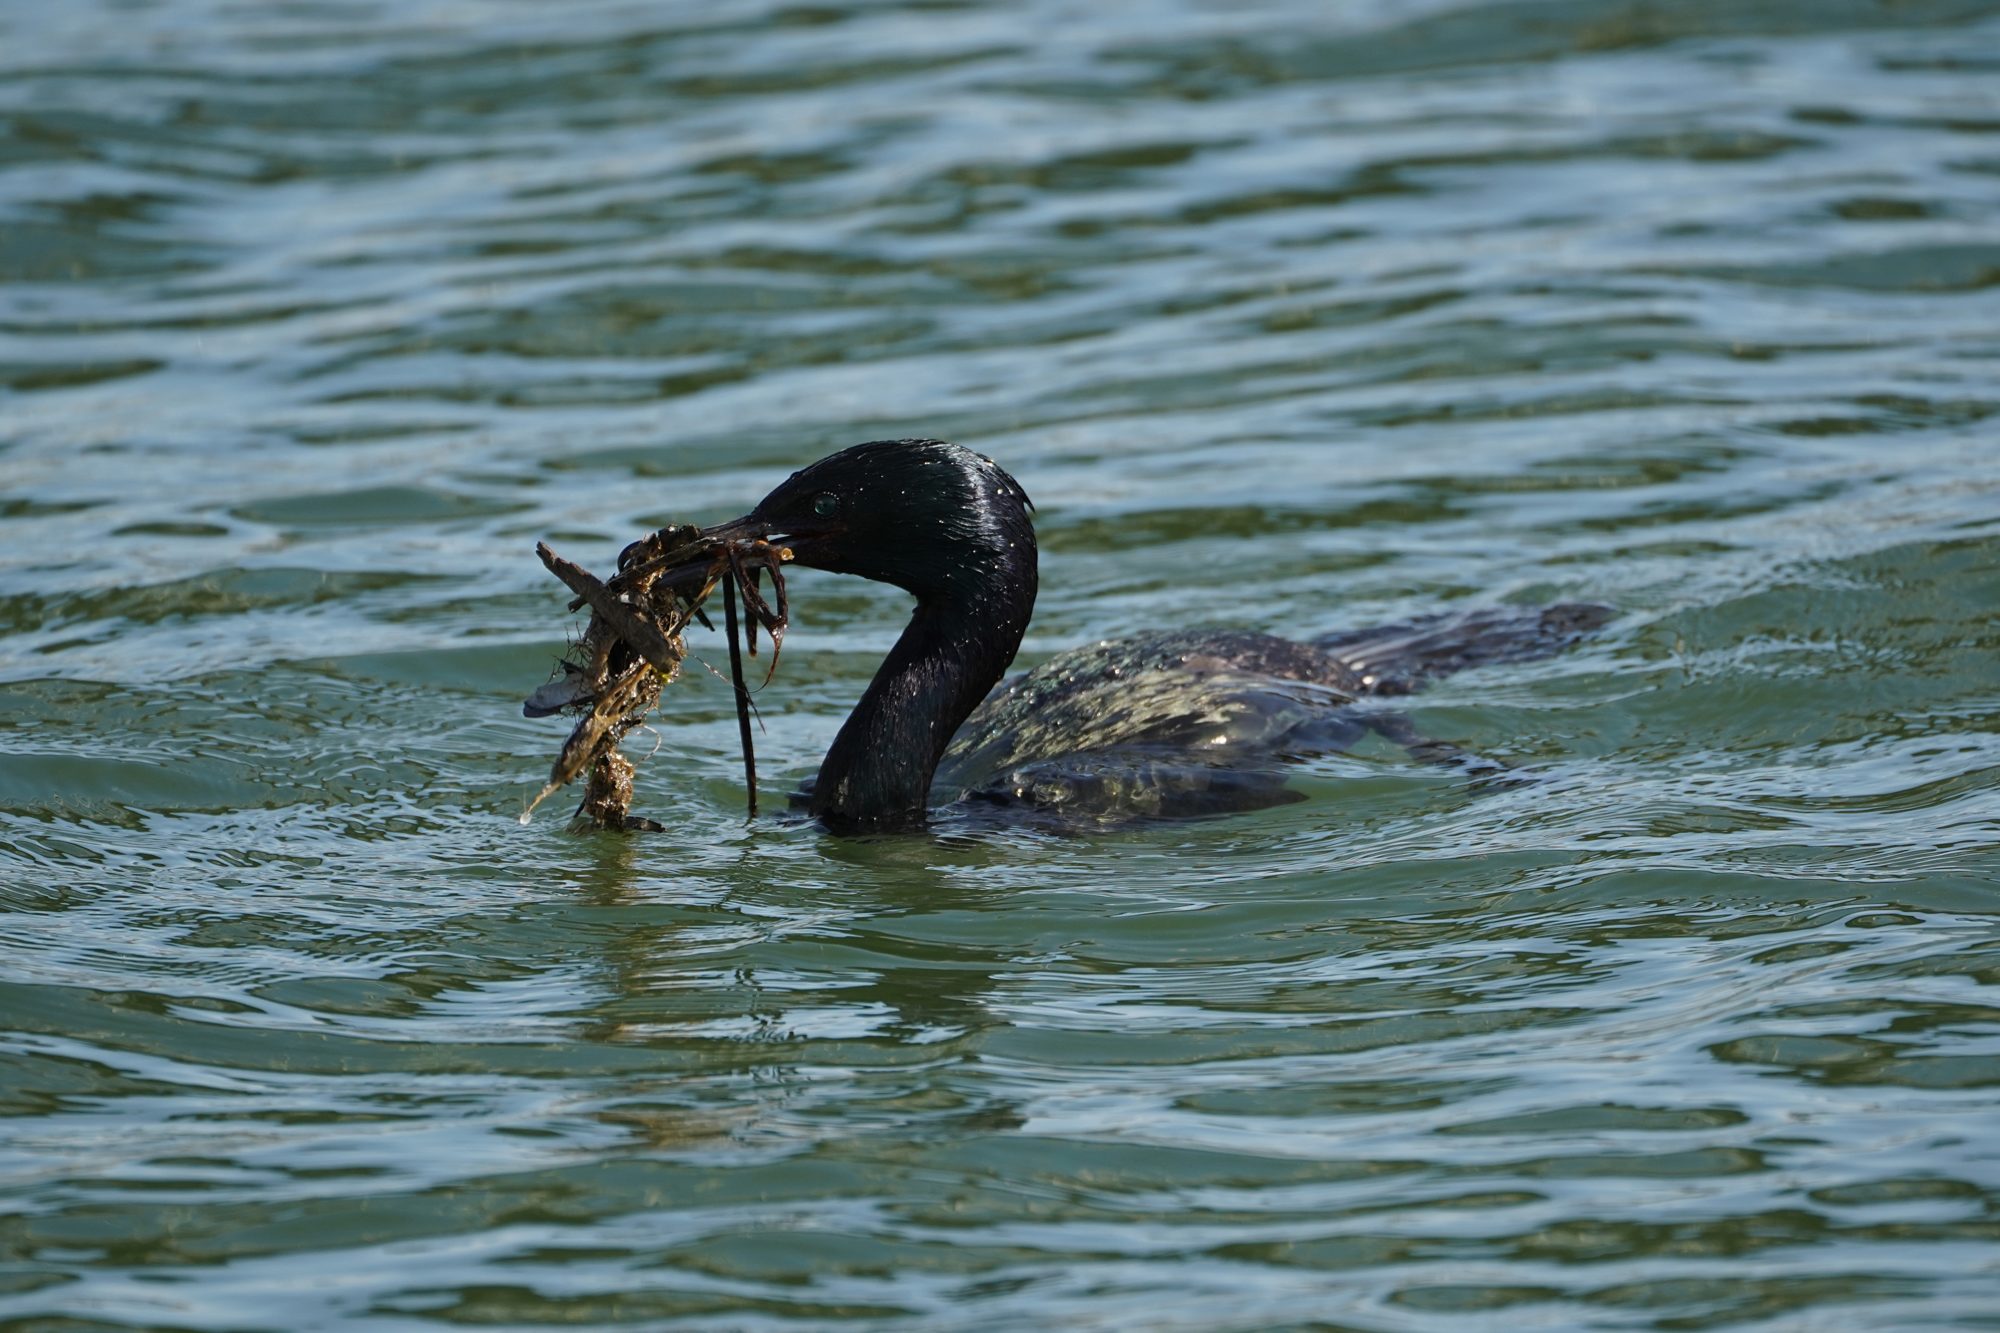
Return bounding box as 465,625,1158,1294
3,0,1999,1326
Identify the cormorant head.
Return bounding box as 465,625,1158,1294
705,439,1036,606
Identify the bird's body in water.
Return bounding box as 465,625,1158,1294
695,438,1608,833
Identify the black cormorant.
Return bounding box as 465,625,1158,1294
692,438,1608,833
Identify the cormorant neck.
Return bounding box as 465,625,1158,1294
809,564,1034,832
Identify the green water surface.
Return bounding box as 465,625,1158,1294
3,1,1999,1328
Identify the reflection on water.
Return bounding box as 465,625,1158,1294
3,0,1999,1326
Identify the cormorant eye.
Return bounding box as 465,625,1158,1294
813,493,839,518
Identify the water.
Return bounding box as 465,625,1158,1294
4,0,1999,1326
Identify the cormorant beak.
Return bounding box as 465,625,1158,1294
694,513,779,552
625,513,785,594
692,510,830,572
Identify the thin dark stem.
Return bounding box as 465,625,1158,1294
723,575,758,818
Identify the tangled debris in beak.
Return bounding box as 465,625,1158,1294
520,522,791,831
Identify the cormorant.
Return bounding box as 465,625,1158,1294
693,438,1608,833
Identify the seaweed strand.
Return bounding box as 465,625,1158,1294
724,569,759,819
